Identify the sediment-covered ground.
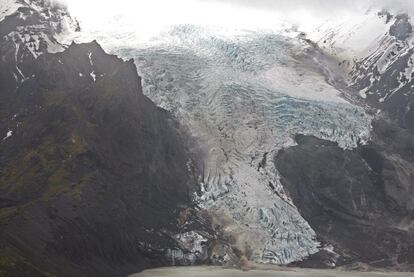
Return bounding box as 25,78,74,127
133,266,414,277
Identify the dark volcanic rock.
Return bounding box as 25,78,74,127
0,40,203,276
275,130,414,269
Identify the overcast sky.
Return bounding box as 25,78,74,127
195,0,414,27
63,0,413,41
198,0,414,14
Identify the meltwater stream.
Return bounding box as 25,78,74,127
70,24,372,264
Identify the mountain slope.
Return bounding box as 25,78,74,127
350,13,414,132
0,4,215,274
308,9,414,131
272,9,414,270
0,38,206,276
275,131,414,269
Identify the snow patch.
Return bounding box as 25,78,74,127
2,130,12,141
90,71,96,81
359,88,368,99
166,231,208,265
88,52,94,66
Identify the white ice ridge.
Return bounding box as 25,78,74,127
76,25,373,264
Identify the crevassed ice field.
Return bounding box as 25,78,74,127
72,24,372,264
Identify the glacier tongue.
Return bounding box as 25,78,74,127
75,25,372,264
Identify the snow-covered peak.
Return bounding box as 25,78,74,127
1,0,23,22
305,7,414,130
1,0,68,22
306,10,394,62
0,0,79,89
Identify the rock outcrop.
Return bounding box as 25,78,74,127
275,127,414,270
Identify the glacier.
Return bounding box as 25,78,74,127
68,24,372,264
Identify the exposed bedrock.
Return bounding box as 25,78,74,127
275,121,414,269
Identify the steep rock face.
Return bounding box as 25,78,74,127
350,13,414,132
0,39,204,276
0,0,79,78
0,0,79,142
309,10,414,132
275,130,414,269
308,9,414,131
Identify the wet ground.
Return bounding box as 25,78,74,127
132,266,414,277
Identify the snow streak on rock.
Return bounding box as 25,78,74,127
308,9,414,130
1,0,79,89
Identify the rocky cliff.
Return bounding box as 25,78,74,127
0,10,208,276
